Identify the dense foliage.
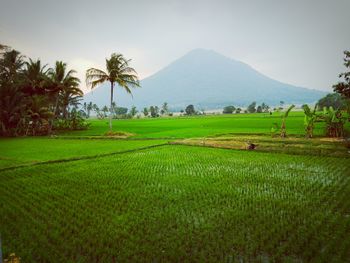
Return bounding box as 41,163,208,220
185,104,196,115
247,101,256,113
333,50,350,99
223,105,236,114
149,105,159,117
317,93,348,110
0,45,87,136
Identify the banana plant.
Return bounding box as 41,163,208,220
280,104,295,138
321,106,346,137
302,104,319,138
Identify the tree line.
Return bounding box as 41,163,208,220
1,45,349,138
82,102,172,119
0,44,88,136
223,102,271,114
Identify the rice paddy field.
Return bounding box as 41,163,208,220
60,112,327,138
1,113,350,262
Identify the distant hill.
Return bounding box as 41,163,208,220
84,49,326,110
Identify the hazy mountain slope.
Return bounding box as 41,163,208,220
84,49,326,109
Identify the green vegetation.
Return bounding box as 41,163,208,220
0,138,167,169
86,53,140,130
1,145,349,262
247,101,257,113
1,111,349,262
1,48,350,262
0,46,87,136
321,106,347,137
317,93,348,110
223,105,236,114
302,104,318,138
60,112,333,138
333,50,350,100
280,104,295,138
185,104,196,115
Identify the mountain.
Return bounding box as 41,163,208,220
84,49,326,110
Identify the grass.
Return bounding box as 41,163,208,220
0,138,167,169
59,112,330,138
1,112,350,262
1,145,349,262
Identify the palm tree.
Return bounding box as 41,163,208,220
143,107,149,117
61,85,83,119
48,61,80,118
86,102,93,118
102,105,109,117
0,49,26,136
86,53,140,130
0,49,25,82
22,58,49,95
161,102,168,115
0,84,26,136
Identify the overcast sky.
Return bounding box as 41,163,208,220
1,0,349,93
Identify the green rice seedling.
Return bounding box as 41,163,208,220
1,145,349,262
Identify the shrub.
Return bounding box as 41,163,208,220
185,105,195,115
223,106,236,114
53,110,90,131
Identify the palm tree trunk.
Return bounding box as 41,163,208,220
54,93,60,118
109,82,114,131
63,105,67,119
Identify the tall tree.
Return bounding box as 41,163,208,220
22,58,49,95
92,104,100,115
247,101,256,113
86,53,140,130
185,104,195,115
0,49,26,136
261,102,270,112
48,61,80,118
86,102,93,118
223,105,235,114
161,102,168,115
101,105,109,117
317,93,347,110
149,106,157,117
0,46,87,136
333,51,350,99
130,106,138,117
0,49,25,83
60,85,83,119
143,107,149,117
